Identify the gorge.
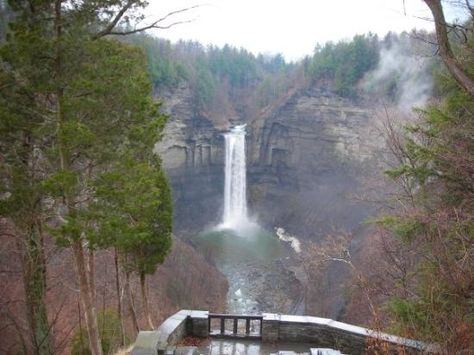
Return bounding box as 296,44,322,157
148,31,437,323
155,81,386,319
146,34,425,323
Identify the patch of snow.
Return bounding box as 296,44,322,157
275,227,301,254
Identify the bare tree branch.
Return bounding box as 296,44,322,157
152,5,201,26
92,4,200,40
107,19,195,36
92,0,135,40
423,0,474,97
466,0,474,17
408,31,439,49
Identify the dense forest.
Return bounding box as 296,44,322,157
120,29,437,128
0,0,473,354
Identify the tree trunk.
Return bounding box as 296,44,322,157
139,271,154,330
114,249,125,346
124,270,140,335
423,0,474,97
53,1,102,352
21,223,53,355
77,302,86,353
88,248,96,304
15,127,53,354
72,240,103,355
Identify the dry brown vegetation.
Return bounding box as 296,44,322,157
0,222,227,354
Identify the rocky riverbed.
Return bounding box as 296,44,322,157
194,226,304,314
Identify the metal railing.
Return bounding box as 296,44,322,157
208,313,263,338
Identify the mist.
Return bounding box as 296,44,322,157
364,39,434,112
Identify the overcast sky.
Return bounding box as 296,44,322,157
145,0,466,61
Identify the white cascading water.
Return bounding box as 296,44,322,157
222,124,249,229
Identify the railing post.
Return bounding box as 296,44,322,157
233,318,238,335
208,314,263,339
220,317,225,335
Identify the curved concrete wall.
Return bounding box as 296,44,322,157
131,310,436,355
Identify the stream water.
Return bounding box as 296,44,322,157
196,225,292,313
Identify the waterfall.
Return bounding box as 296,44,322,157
222,124,249,229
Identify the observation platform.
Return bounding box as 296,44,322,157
130,310,436,355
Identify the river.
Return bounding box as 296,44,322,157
195,224,303,314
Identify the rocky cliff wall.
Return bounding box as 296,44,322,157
155,84,388,320
248,88,385,238
155,85,227,233
156,85,386,238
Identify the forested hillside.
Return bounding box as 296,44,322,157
121,34,296,127
125,30,437,121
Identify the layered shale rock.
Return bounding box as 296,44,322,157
156,85,385,238
248,88,384,237
155,85,227,233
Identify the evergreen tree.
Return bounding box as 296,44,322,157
0,1,61,352
93,157,172,330
305,34,379,97
91,108,172,331
0,1,173,354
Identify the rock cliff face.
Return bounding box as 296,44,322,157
157,85,384,239
155,85,227,233
248,88,384,238
156,84,387,319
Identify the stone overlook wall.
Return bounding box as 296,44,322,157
261,313,433,354
132,310,208,355
131,310,435,355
